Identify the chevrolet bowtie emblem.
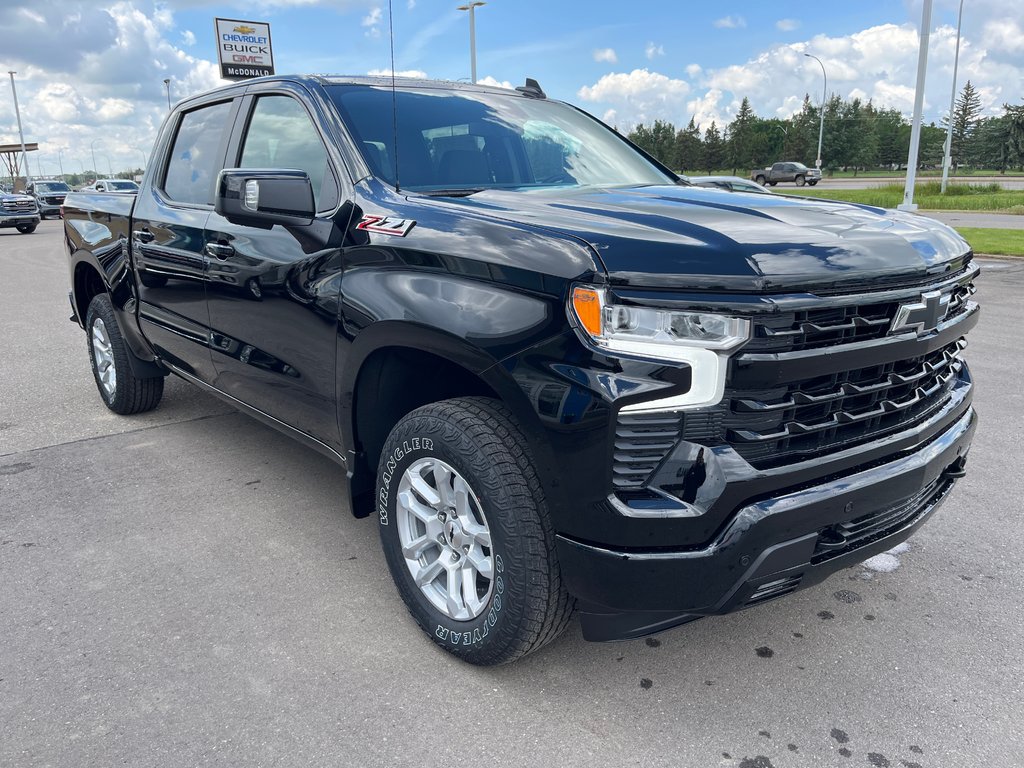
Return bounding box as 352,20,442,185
890,290,951,335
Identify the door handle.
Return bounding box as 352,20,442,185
204,242,235,260
133,229,155,244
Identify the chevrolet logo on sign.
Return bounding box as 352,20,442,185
890,290,951,335
234,25,256,34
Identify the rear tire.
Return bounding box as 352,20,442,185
376,397,573,665
85,293,164,415
755,175,766,185
808,180,819,186
16,224,36,234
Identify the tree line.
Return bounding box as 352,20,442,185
625,81,1024,175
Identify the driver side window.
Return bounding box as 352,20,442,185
239,95,339,211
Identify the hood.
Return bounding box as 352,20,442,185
423,185,970,292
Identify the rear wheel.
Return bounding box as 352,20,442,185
85,293,164,415
376,397,573,665
808,180,819,186
795,175,806,187
755,175,766,185
16,224,36,234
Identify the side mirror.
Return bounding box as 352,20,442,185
215,168,315,227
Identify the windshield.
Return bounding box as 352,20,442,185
328,85,674,192
37,182,71,193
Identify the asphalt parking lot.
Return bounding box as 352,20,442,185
2,219,1022,767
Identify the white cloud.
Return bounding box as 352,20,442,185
578,69,690,129
685,63,702,78
776,19,799,32
983,18,1024,54
645,42,664,60
476,76,515,90
362,7,382,38
367,68,429,79
180,29,195,47
407,0,416,7
593,48,618,63
602,109,618,126
714,16,746,29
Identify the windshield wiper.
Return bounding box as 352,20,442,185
417,188,485,198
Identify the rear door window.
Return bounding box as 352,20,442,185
163,100,233,206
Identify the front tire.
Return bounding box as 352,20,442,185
795,175,806,186
376,397,573,665
85,294,164,415
16,224,36,234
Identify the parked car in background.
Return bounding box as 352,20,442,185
689,175,774,194
0,189,40,233
28,180,72,218
752,162,821,187
92,179,141,193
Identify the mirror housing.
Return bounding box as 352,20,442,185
215,168,315,227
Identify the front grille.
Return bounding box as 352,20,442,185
1,199,36,214
725,339,966,468
811,475,953,563
612,412,684,489
747,280,975,354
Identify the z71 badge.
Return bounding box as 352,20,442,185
357,215,416,237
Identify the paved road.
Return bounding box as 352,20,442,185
915,211,1023,230
3,220,1022,767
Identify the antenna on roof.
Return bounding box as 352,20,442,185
515,78,546,99
388,0,401,193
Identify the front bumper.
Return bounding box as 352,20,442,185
559,406,975,641
0,213,40,227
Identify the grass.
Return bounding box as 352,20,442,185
782,182,1024,213
954,227,1024,257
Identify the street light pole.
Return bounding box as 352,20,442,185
941,0,964,194
8,71,32,187
899,0,934,212
90,138,102,181
57,147,66,180
803,53,826,169
163,78,171,110
456,2,485,84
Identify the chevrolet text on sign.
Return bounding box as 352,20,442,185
215,18,274,80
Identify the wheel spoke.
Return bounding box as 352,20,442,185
402,535,436,560
409,472,441,507
466,549,493,580
399,489,436,523
413,557,444,587
445,565,467,618
432,462,454,508
461,564,484,616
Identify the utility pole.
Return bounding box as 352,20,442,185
8,71,32,188
941,0,964,194
163,78,171,110
457,2,485,84
90,138,102,181
899,0,933,211
803,54,827,169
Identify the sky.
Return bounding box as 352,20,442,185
1,0,1022,178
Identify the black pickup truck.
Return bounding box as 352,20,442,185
63,75,979,665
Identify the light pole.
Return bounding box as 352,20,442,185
899,0,934,211
941,0,964,194
57,147,66,180
90,138,103,181
8,71,32,186
163,78,171,110
803,53,826,169
456,2,485,84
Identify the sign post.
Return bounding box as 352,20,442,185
215,18,274,80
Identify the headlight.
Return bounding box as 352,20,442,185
569,285,750,412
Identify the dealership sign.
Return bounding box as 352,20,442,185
215,18,274,80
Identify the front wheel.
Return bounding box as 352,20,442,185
795,175,806,187
85,294,164,415
16,224,36,234
376,397,573,665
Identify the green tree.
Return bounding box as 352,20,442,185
950,80,983,170
702,122,725,173
726,97,757,173
627,119,677,167
674,118,703,173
